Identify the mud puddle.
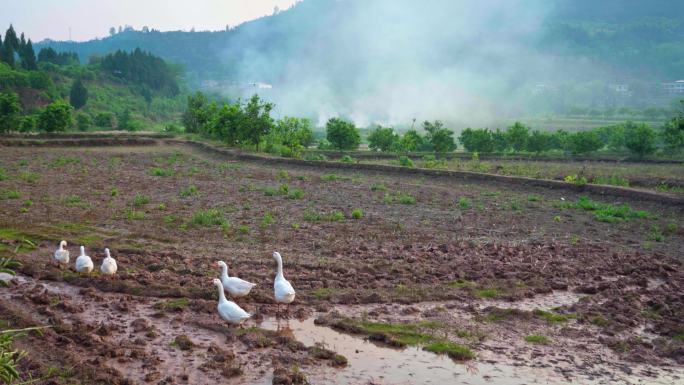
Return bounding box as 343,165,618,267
257,316,676,385
476,290,586,312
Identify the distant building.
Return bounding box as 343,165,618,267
532,84,549,95
610,84,629,93
662,80,684,95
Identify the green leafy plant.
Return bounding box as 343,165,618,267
458,197,471,210
398,156,414,168
191,209,227,227
261,213,275,228
180,185,198,198
150,167,174,177
288,188,304,199
132,194,150,207
398,194,416,205
351,209,364,219
0,258,22,287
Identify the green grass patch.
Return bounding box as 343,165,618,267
65,195,88,208
398,194,416,205
132,194,151,207
524,335,551,345
125,210,145,220
49,156,80,168
261,213,275,228
191,209,227,227
0,190,21,199
311,287,335,300
458,197,471,210
360,322,435,346
351,209,364,219
303,209,345,222
446,279,474,289
533,310,576,324
424,341,475,360
321,174,342,181
288,188,305,199
150,167,174,177
371,183,388,192
180,185,198,198
561,196,656,223
474,288,500,298
154,298,189,311
592,175,629,187
18,172,40,183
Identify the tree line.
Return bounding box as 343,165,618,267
458,112,684,157
183,91,314,156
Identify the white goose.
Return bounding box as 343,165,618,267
75,246,94,273
272,252,295,312
100,248,117,276
54,240,69,265
212,278,251,325
217,260,256,297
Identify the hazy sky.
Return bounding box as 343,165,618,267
1,0,299,42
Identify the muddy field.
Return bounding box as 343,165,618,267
362,157,684,193
1,144,683,384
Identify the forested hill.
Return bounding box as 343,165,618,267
35,0,684,83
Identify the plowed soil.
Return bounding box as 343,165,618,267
1,145,682,384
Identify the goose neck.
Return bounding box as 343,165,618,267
216,283,227,302
275,257,284,278
220,263,229,279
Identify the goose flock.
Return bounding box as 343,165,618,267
52,240,295,326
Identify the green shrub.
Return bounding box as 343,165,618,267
133,194,150,207
288,188,305,199
340,155,354,163
398,156,414,167
351,209,364,219
458,197,471,210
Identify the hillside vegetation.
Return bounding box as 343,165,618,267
1,25,184,133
